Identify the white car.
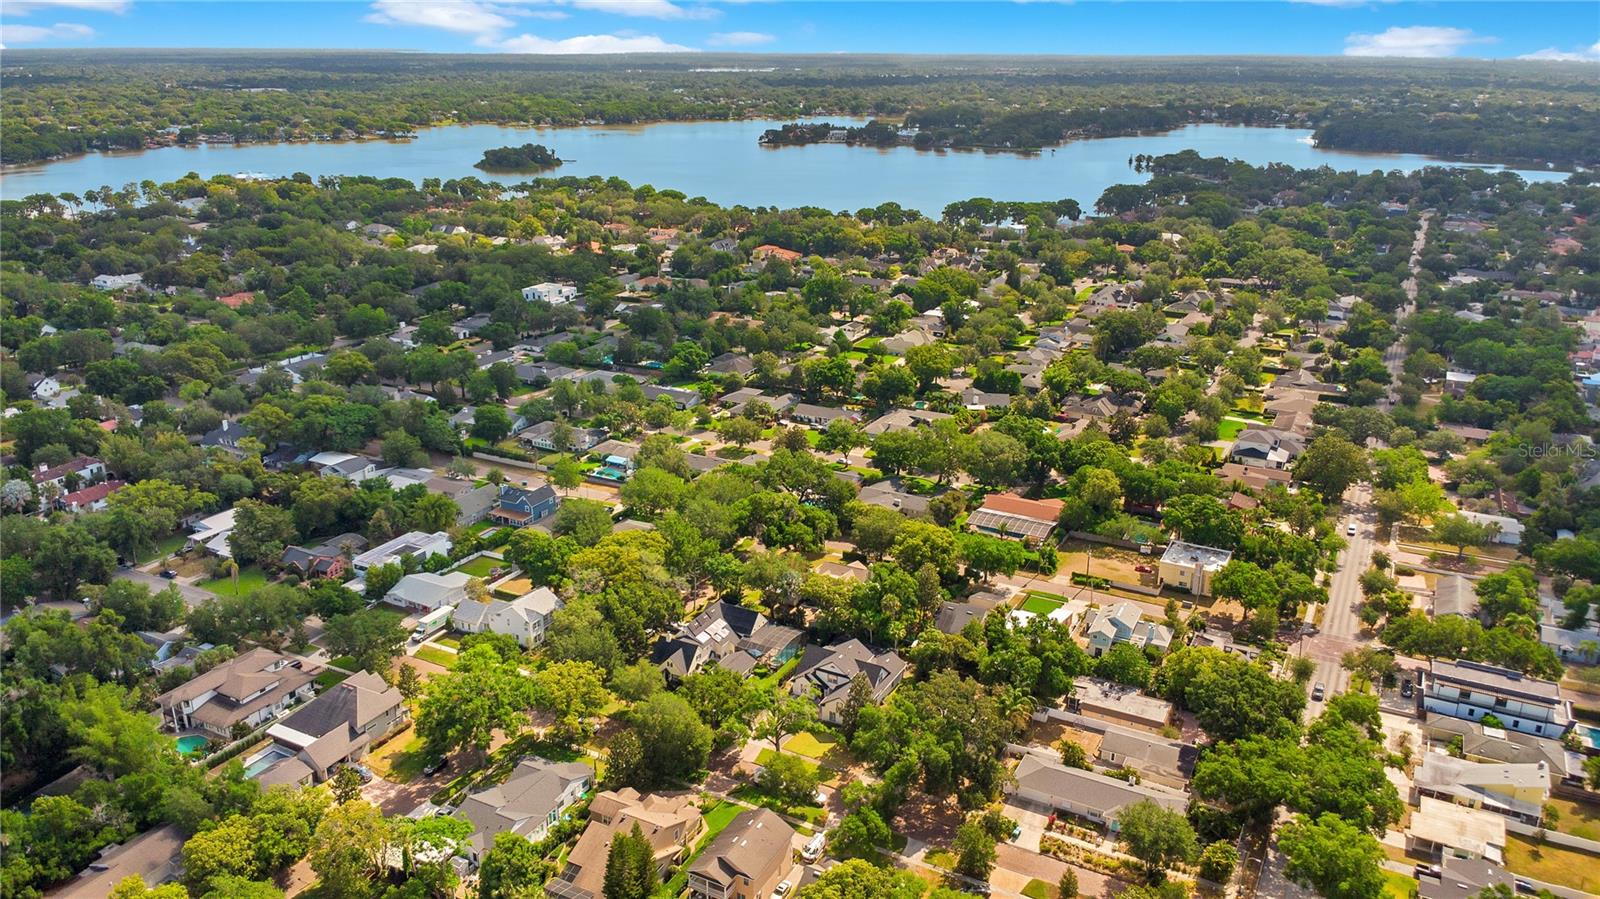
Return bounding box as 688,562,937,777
772,880,793,899
1346,522,1357,536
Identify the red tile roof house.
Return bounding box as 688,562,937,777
968,492,1065,545
751,244,803,264
58,479,125,513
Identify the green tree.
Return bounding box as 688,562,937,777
415,645,534,762
323,609,407,674
533,659,612,742
761,752,822,805
626,693,713,787
1292,434,1368,501
1276,813,1385,899
477,830,544,899
1115,799,1198,880
307,800,388,899
330,766,365,804
227,498,297,567
951,820,997,880
602,823,658,899
793,859,925,899
1432,514,1497,559
1197,841,1238,884
755,691,819,755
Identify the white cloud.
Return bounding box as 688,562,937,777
493,30,696,52
706,30,772,46
1344,26,1493,58
365,0,514,36
1,21,94,42
1518,40,1600,62
569,0,717,20
5,0,127,14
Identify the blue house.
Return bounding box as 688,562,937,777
490,484,560,526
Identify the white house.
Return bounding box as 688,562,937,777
91,273,145,291
1083,601,1173,657
452,587,563,648
1158,541,1233,596
186,507,238,558
522,282,579,304
31,376,62,400
384,571,470,611
1459,511,1525,546
350,531,452,574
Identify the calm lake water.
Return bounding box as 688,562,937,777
0,120,1565,214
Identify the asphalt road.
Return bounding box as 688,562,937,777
1300,483,1378,717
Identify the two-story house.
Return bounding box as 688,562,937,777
547,790,703,899
155,648,317,738
452,587,563,648
1083,601,1174,657
460,757,594,863
1421,659,1572,738
686,809,795,899
789,639,907,725
489,483,561,527
249,670,408,787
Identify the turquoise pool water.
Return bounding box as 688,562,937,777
175,734,208,756
242,746,294,779
1578,724,1600,750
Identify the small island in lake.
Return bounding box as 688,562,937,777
474,143,562,171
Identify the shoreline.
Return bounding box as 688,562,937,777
3,116,1580,181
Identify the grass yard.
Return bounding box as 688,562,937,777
749,657,800,693
1504,834,1600,893
703,800,743,837
434,635,461,649
197,565,270,597
1548,795,1600,841
366,726,429,783
494,577,533,598
1021,595,1065,615
1022,879,1055,899
755,748,823,776
1216,418,1251,441
314,670,348,689
413,646,458,669
784,732,838,760
659,801,744,899
452,556,502,578
328,655,359,671
731,783,827,825
924,849,956,869
138,532,190,564
1381,870,1417,899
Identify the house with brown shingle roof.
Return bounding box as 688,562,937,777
686,809,796,899
155,647,317,738
547,790,703,899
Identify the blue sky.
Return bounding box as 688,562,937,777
2,1,1598,60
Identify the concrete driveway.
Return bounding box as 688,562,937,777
114,567,214,607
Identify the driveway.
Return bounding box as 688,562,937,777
992,843,1125,899
114,567,214,607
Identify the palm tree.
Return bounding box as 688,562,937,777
220,558,239,596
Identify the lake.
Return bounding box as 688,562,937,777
0,120,1565,214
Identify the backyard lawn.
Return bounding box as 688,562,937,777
366,726,428,783
1021,595,1064,615
413,646,457,669
1548,795,1600,841
197,565,270,597
783,731,838,760
452,556,502,578
731,783,827,826
1216,418,1251,441
314,670,348,689
138,533,190,564
1504,834,1600,893
1381,870,1416,899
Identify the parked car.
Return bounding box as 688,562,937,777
1345,522,1358,536
1400,679,1414,699
771,880,792,899
422,757,448,776
1135,564,1153,573
1413,864,1441,879
1514,878,1536,894
800,832,826,862
159,569,178,579
1312,682,1326,701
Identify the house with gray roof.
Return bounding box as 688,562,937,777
459,757,594,861
686,809,795,899
790,639,907,724
254,670,407,786
453,588,563,648
155,647,316,739
1433,574,1480,619
1009,753,1187,829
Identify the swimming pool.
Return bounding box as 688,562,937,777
1577,724,1600,751
241,745,294,779
175,734,208,756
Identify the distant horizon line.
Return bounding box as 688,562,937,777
5,47,1596,63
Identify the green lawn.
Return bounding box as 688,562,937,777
731,783,827,825
755,748,822,776
749,657,800,693
925,849,956,870
1547,795,1600,841
328,655,358,671
138,532,190,564
784,732,838,760
703,801,742,836
1216,418,1251,441
1504,834,1600,893
1021,595,1064,615
659,802,743,899
1022,879,1054,899
314,670,348,689
413,646,458,669
197,565,270,597
452,556,502,577
1381,870,1416,899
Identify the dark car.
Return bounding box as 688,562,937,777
1311,682,1326,701
1400,679,1414,699
422,757,448,777
159,569,179,579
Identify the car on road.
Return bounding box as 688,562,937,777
1514,878,1535,894
771,880,792,899
1345,522,1357,536
800,832,826,862
1312,682,1326,701
159,569,178,579
421,757,448,777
